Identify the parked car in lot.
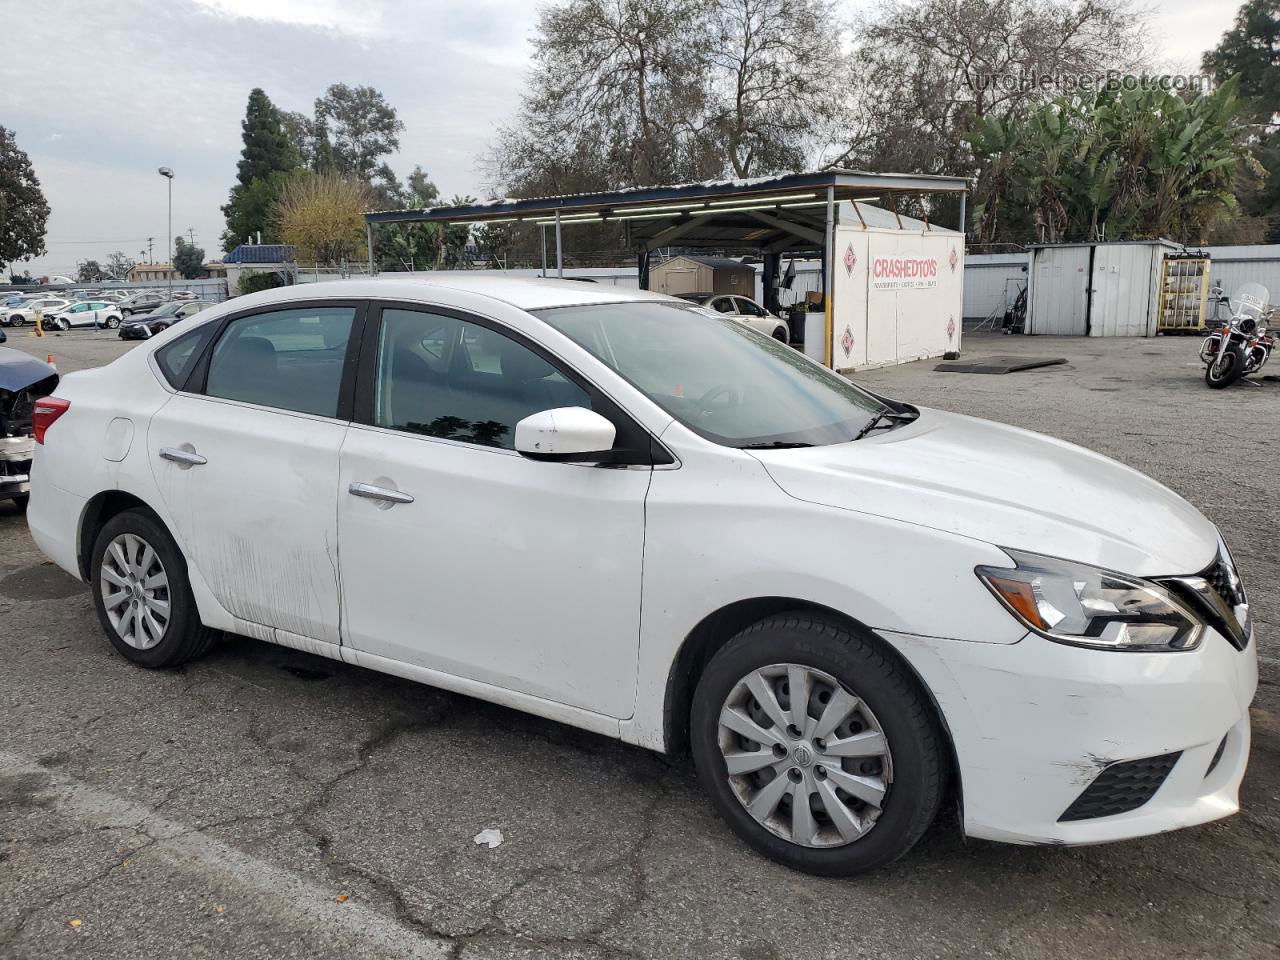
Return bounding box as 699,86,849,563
679,292,791,342
27,278,1256,875
2,297,73,327
118,300,212,339
118,291,167,316
0,347,58,506
170,291,197,301
44,300,123,331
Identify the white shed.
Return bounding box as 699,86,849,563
828,202,965,371
1026,240,1206,336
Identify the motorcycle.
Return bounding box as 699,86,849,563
1201,282,1274,389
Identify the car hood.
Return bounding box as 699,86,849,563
749,407,1218,577
0,347,58,393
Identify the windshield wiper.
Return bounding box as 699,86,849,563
853,407,917,441
740,441,815,449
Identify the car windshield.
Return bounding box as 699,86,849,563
536,300,887,447
148,303,183,316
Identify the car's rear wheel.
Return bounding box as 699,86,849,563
690,614,945,875
104,315,120,329
90,508,217,667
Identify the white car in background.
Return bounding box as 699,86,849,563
2,297,73,327
44,300,123,331
26,277,1256,875
679,292,790,342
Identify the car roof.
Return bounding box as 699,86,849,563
230,275,674,313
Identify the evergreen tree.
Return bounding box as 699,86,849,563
222,89,301,252
235,88,297,186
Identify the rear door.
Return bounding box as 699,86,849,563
149,301,366,644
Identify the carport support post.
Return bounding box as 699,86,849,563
823,185,835,368
366,221,374,276
958,189,967,236
540,225,548,278
555,209,564,278
637,250,650,290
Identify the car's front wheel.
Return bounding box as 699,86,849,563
690,614,946,875
90,508,217,667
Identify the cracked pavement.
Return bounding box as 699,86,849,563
1,329,1278,959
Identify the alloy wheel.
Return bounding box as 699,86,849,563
717,663,892,848
99,533,171,650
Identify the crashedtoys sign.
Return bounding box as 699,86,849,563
872,256,939,290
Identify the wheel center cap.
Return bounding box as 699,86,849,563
792,744,814,768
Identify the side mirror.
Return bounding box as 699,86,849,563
514,407,616,461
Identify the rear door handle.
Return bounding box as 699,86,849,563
348,482,414,505
159,447,207,466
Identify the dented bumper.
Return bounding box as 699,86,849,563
0,435,34,498
885,626,1257,845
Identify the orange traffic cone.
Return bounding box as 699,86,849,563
46,354,56,370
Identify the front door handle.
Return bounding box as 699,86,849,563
348,482,414,505
159,446,207,466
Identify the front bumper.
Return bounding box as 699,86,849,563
0,436,34,498
886,625,1257,845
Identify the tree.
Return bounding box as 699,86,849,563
222,170,298,250
77,260,103,282
1203,0,1280,238
375,166,444,270
105,251,135,280
0,126,50,274
313,84,405,183
274,172,369,265
836,0,1152,218
173,237,206,279
222,90,301,253
497,0,713,194
706,0,845,177
235,89,298,187
968,79,1249,244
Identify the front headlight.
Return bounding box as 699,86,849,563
976,549,1203,652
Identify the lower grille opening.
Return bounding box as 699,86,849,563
1205,736,1228,779
1059,751,1181,822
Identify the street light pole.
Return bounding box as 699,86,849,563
158,167,174,300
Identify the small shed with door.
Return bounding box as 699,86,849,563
1026,240,1210,336
650,255,755,298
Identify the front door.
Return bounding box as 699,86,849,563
336,304,649,719
149,302,363,643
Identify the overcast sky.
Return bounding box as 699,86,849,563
1,0,1242,276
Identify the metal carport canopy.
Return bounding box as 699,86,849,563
363,168,970,273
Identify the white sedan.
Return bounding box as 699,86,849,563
679,292,790,341
27,277,1256,874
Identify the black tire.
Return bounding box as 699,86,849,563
89,507,217,667
690,614,946,875
57,318,70,332
1206,347,1244,388
772,328,789,343
8,494,28,511
104,315,120,329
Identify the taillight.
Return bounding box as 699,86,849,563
32,396,70,444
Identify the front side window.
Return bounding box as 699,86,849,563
205,306,355,417
735,298,766,318
373,308,591,450
537,301,886,448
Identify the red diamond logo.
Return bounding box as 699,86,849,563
843,243,856,276
840,327,855,357
946,316,956,339
949,247,958,272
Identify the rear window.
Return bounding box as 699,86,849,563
155,325,216,390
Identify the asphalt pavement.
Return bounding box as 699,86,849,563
1,327,1277,959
